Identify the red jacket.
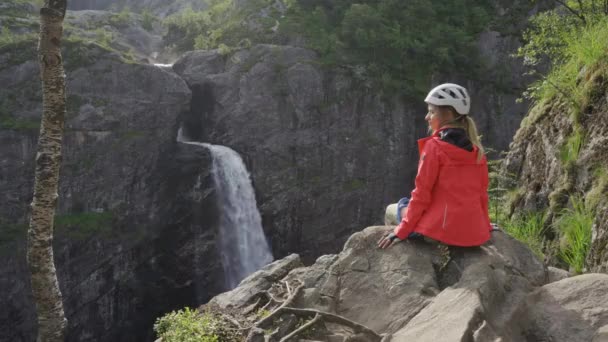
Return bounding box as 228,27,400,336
394,129,491,246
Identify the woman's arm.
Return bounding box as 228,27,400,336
394,141,441,239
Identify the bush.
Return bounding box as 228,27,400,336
518,4,608,113
556,196,594,274
502,211,547,260
109,6,132,28
559,125,584,166
141,8,156,31
154,308,241,342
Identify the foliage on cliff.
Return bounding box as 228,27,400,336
162,0,537,97
497,0,608,274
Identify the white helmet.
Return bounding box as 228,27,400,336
424,83,470,115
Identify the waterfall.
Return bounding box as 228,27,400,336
177,128,274,289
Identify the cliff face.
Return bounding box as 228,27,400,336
0,2,555,341
173,45,424,263
66,0,206,18
171,35,544,263
0,34,227,341
503,63,608,272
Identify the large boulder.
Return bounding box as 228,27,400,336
517,274,608,342
206,227,608,342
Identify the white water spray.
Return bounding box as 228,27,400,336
177,128,274,289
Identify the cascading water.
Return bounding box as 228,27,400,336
177,128,274,289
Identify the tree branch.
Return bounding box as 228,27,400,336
247,282,304,339
554,0,587,23
279,314,321,342
280,307,382,341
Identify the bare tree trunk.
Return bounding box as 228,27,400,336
28,1,68,341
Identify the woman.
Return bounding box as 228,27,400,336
378,83,491,249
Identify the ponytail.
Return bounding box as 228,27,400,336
436,105,485,162
464,116,484,162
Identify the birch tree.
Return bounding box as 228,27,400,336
28,0,69,341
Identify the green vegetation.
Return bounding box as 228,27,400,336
0,220,27,246
556,196,594,274
518,1,608,115
343,178,365,192
163,0,261,53
163,0,529,97
141,8,157,31
54,211,113,240
94,28,114,48
0,112,40,131
282,0,496,96
559,125,584,166
154,307,241,342
109,6,132,28
585,167,608,210
502,211,547,259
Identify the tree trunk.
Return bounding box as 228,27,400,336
27,1,68,341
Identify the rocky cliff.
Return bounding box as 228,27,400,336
66,0,206,18
0,16,227,341
171,34,541,263
502,61,608,272
176,226,608,342
0,1,562,341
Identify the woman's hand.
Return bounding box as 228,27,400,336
378,232,401,249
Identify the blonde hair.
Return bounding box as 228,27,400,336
437,106,485,162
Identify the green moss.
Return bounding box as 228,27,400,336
343,179,365,192
559,125,584,167
141,8,157,31
549,186,571,213
108,7,132,28
585,167,608,210
506,187,524,216
0,34,37,68
238,54,260,73
0,221,27,246
121,130,145,139
519,98,553,129
0,112,40,131
54,211,113,240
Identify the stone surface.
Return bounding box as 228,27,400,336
547,266,571,283
207,227,566,341
205,228,608,342
502,66,608,271
210,254,303,310
0,38,225,342
67,0,207,18
519,274,608,342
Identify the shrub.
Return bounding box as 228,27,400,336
502,211,547,260
556,196,594,274
559,125,584,166
154,308,240,342
141,8,156,31
519,6,608,114
109,6,132,28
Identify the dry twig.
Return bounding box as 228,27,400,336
279,314,321,342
